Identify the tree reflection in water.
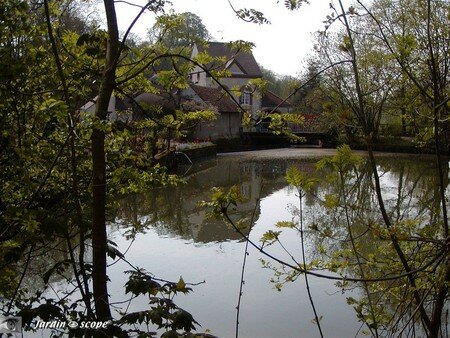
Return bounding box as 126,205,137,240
114,158,304,242
115,153,448,337
13,154,447,337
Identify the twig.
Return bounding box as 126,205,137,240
221,210,445,283
235,197,260,338
298,191,324,337
6,245,35,315
339,169,378,338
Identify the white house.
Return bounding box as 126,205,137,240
80,41,292,141
188,41,291,140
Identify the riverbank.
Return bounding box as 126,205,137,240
218,147,436,161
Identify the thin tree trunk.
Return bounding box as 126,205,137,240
43,0,93,318
425,2,449,335
91,0,119,321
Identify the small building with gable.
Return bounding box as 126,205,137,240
188,41,292,140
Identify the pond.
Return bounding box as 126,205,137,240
104,149,447,338
16,148,449,337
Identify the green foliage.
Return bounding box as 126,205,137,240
204,139,447,335
249,77,268,93
252,111,305,142
148,12,211,48
285,167,318,191
261,230,281,245
284,0,308,11
3,0,449,337
110,165,182,195
125,271,165,297
275,221,296,229
0,2,215,336
121,270,200,336
193,51,214,65
228,40,255,53
242,112,253,129
316,144,362,173
158,70,190,90
235,9,270,24
260,66,300,101
393,33,418,60
200,186,246,217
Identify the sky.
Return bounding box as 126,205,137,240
113,0,333,77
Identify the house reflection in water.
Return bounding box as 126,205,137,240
114,158,318,243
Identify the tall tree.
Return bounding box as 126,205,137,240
148,12,212,49
300,1,450,336
225,1,449,337
90,0,119,322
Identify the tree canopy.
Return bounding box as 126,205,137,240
148,11,212,49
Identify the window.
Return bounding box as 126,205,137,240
240,89,252,105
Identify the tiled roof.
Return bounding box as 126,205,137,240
128,92,177,120
134,92,176,111
261,90,291,108
190,84,240,112
197,42,262,78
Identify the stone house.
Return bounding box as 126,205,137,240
187,41,291,140
80,41,292,142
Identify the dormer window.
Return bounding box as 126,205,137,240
240,89,252,106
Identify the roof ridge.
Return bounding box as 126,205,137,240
226,58,247,74
266,89,286,101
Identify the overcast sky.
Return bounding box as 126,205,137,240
114,0,332,76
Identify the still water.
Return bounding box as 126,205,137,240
102,150,446,338
19,149,448,338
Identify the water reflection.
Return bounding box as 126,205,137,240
10,152,448,338
115,158,321,243
116,154,445,245
111,153,448,337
